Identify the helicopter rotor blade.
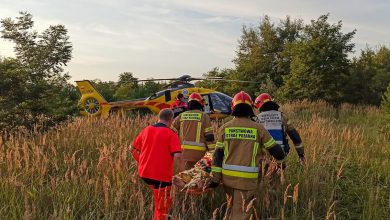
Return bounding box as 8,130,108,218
203,78,262,84
117,74,260,84
188,77,223,81
135,78,178,82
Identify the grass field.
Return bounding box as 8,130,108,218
0,102,389,219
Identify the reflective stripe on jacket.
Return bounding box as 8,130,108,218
172,110,215,162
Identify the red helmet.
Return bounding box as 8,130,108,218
254,93,273,109
232,91,253,110
189,92,204,106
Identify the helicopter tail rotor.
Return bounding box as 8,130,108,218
76,80,111,117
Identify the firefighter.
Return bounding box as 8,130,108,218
172,92,215,171
171,93,188,117
131,108,182,220
254,93,305,165
209,91,286,220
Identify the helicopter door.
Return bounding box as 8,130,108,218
202,94,212,113
164,90,172,102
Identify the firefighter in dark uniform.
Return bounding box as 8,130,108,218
172,92,215,171
210,91,286,220
254,93,305,165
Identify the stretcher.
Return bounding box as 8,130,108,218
173,153,212,195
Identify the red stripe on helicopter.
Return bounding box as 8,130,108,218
147,102,157,106
156,103,171,109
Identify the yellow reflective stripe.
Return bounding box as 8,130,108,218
223,141,229,163
182,145,206,151
264,138,276,149
222,169,258,179
208,144,216,149
196,122,202,143
171,127,178,133
216,142,225,149
233,100,252,106
179,121,184,139
225,127,257,141
181,112,202,121
251,142,259,167
212,167,222,173
205,127,213,132
182,141,205,146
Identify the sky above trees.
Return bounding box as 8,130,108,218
0,0,389,81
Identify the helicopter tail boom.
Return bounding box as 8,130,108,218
76,80,111,117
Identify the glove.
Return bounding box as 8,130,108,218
208,173,221,188
208,181,220,188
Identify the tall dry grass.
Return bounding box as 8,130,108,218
0,102,388,219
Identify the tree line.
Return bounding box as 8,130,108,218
197,14,390,107
1,12,389,131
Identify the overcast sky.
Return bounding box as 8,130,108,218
0,0,389,82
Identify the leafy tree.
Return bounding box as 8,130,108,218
124,81,164,100
0,12,76,130
231,16,303,96
93,80,118,102
1,12,71,78
114,72,139,100
113,72,164,100
345,48,378,104
113,84,132,100
345,46,390,105
281,14,356,105
118,72,138,87
196,68,234,95
0,57,29,129
276,17,303,84
371,46,390,103
142,81,163,95
258,75,280,99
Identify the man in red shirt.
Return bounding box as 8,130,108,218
131,108,182,220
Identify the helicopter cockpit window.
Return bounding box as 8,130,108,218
148,91,164,100
209,92,232,114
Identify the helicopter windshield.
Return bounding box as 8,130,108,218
209,92,232,114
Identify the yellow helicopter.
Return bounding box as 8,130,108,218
76,75,257,119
